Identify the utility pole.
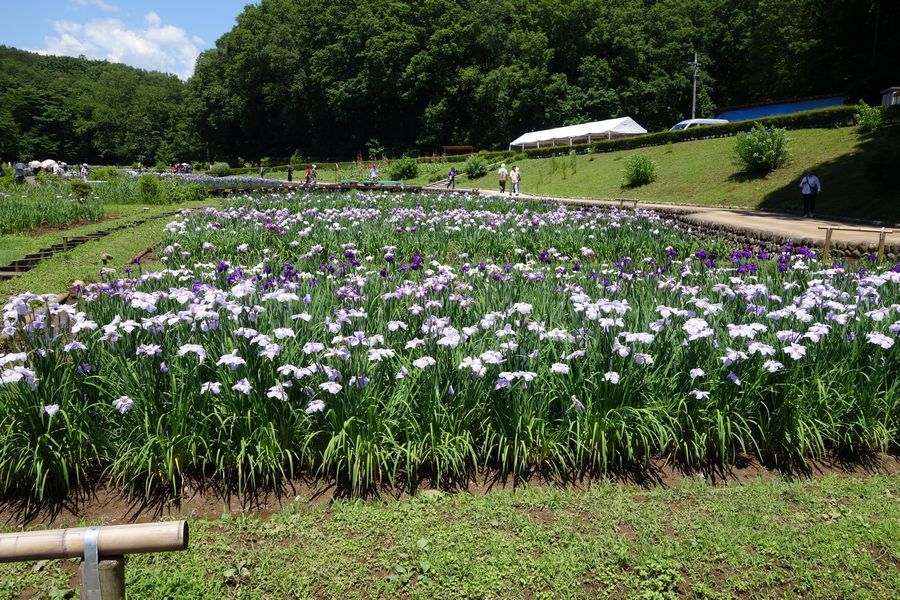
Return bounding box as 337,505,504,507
690,52,700,119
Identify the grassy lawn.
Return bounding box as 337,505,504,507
0,200,222,299
1,476,897,598
455,127,898,222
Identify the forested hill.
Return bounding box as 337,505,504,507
2,0,898,163
191,0,899,159
0,46,198,165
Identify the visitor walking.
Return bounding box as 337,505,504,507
14,162,25,184
498,163,508,194
799,169,821,218
510,165,521,196
80,163,88,182
369,164,379,182
259,165,266,179
311,164,318,185
287,164,293,182
447,166,456,190
305,165,311,185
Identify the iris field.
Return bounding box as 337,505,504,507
1,192,898,503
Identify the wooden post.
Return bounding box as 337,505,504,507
877,229,887,262
63,237,69,251
618,199,624,210
632,200,638,210
823,227,833,262
80,557,125,600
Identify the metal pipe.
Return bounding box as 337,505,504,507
0,521,188,562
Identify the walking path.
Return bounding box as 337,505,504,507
426,185,900,250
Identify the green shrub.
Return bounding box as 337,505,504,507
733,123,791,174
69,180,92,197
854,101,883,134
464,155,489,179
90,166,123,181
209,162,231,177
138,174,161,202
163,183,208,204
622,154,657,187
386,157,419,180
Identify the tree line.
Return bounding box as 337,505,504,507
1,0,897,164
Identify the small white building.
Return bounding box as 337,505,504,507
881,87,900,107
509,117,647,151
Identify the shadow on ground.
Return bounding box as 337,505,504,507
2,452,898,527
757,120,900,223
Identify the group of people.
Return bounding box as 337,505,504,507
1,160,86,183
285,164,318,184
497,163,522,195
444,162,523,195
171,163,193,174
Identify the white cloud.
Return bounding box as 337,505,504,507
70,0,120,12
38,12,203,79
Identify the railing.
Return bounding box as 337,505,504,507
0,521,188,599
818,226,895,262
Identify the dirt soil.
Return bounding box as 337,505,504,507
2,452,897,528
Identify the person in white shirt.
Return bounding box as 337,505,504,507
510,165,521,196
497,163,509,194
799,169,821,218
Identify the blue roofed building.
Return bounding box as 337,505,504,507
715,95,845,121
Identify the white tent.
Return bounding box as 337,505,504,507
509,117,647,150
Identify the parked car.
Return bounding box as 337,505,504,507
669,118,729,131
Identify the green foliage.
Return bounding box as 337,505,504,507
138,174,161,202
622,154,658,187
463,155,489,179
386,158,419,181
68,179,92,197
854,101,883,134
733,123,791,174
0,46,200,163
0,181,102,234
163,183,208,204
209,162,231,177
89,166,123,181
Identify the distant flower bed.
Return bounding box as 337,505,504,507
1,192,898,501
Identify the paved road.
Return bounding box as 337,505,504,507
428,185,900,247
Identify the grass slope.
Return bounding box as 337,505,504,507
1,477,897,598
452,127,898,222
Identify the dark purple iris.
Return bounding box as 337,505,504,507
227,268,244,284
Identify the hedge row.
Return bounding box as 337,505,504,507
523,106,858,159
415,149,517,164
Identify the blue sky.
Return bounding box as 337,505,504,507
0,0,253,79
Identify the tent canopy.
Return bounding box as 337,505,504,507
509,117,647,150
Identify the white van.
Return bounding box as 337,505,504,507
669,118,729,131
